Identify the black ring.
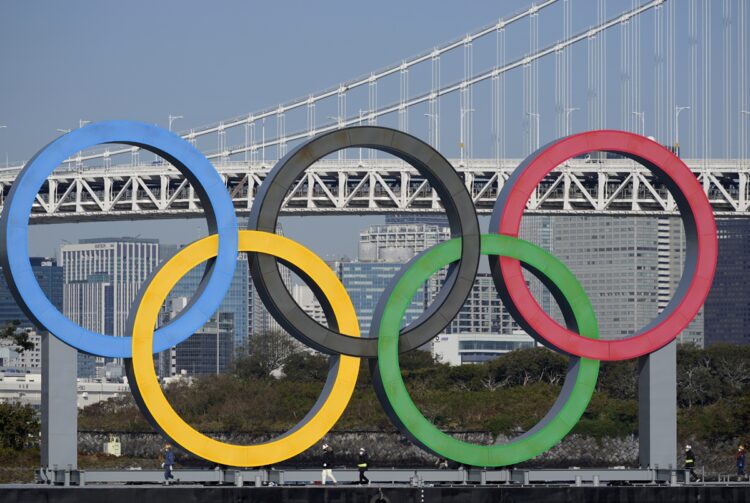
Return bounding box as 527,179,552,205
248,126,480,357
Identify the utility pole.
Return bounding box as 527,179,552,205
675,106,690,156
168,114,183,132
632,111,645,135
459,108,475,165
0,125,7,168
565,108,580,136
526,112,540,150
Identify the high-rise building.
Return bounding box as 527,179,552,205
245,222,293,338
61,237,160,377
446,273,520,335
509,216,704,346
64,273,113,378
162,251,249,351
519,216,555,315
550,216,660,340
435,270,536,365
359,221,450,321
160,222,291,347
249,280,286,336
336,261,426,337
359,223,451,262
344,220,452,337
0,257,63,330
0,258,62,373
64,273,114,336
704,219,750,346
657,218,704,346
429,216,553,365
61,237,160,337
357,218,546,359
547,215,705,346
158,296,234,377
292,284,328,326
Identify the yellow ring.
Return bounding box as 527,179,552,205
130,230,360,467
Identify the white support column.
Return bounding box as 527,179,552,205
638,340,677,469
41,333,78,470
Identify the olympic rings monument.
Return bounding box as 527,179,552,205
0,121,716,486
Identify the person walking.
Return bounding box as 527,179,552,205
162,443,176,485
737,445,746,481
357,447,370,485
684,444,697,481
321,443,337,485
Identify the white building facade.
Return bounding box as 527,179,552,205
61,237,160,338
0,372,129,409
433,333,536,365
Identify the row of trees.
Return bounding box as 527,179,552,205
77,331,750,443
233,332,750,408
3,326,746,449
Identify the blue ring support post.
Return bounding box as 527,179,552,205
0,121,238,357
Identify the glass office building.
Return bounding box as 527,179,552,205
0,257,63,330
163,252,249,351
336,261,426,337
550,216,660,340
159,296,235,376
704,219,750,345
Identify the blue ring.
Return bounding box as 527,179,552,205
0,120,238,357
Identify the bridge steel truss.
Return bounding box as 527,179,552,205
1,158,747,222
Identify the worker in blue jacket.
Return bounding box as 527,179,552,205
162,443,176,485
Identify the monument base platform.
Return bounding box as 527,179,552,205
2,484,750,503
33,466,690,486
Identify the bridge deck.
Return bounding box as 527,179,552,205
1,159,748,221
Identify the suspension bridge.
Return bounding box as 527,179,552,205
1,0,748,220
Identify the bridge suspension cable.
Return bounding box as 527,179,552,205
43,0,665,167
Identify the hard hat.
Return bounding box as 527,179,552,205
685,445,691,450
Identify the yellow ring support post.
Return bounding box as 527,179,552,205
130,230,360,466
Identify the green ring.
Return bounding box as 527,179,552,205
374,234,600,467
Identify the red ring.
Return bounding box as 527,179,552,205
494,130,717,360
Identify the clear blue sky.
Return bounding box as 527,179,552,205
0,1,742,258
1,0,530,258
1,1,533,161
